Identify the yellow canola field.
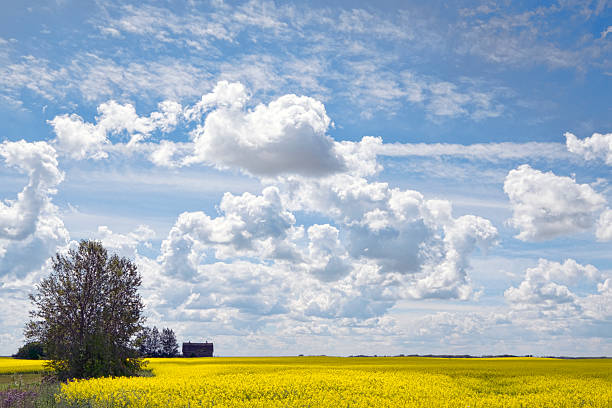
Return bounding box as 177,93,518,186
56,357,612,407
0,357,46,374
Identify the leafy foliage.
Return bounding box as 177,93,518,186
137,326,179,357
12,342,46,360
160,328,179,358
25,240,146,380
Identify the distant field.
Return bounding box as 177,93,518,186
0,357,46,375
53,356,612,407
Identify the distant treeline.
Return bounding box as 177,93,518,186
13,341,46,359
348,354,611,359
13,326,181,360
137,326,179,358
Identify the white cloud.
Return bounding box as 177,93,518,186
70,55,214,102
582,278,612,321
0,141,69,278
48,113,108,160
184,81,249,121
94,224,155,257
565,131,612,165
99,1,291,49
0,141,64,240
0,54,214,105
454,7,585,69
187,91,346,176
408,215,498,300
336,8,412,39
504,164,606,241
275,143,498,300
595,209,612,241
158,186,300,280
343,64,505,121
505,258,601,312
50,82,347,177
49,99,182,159
149,134,500,331
306,224,351,282
375,139,571,161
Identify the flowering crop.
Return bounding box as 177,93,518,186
55,356,612,407
0,357,46,375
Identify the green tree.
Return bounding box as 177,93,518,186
160,328,179,357
13,341,46,359
25,240,146,380
147,326,161,357
137,326,179,357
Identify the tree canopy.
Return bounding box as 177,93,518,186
25,240,146,380
137,326,179,357
13,341,46,360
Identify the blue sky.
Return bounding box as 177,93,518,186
0,0,611,356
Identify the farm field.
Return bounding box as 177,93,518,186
49,356,612,407
0,357,46,375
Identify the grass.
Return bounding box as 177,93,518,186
0,373,59,408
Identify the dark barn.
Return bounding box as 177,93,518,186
182,341,213,357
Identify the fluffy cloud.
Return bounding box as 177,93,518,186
49,99,182,160
0,141,68,278
93,224,155,257
183,81,249,121
565,131,612,165
167,261,294,322
504,164,606,241
39,86,504,341
159,186,300,280
275,149,498,301
152,150,499,330
187,92,346,176
505,259,600,311
306,224,351,282
409,215,497,300
0,141,63,241
582,278,612,321
595,209,612,241
50,81,347,178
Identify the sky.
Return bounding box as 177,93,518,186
0,0,611,357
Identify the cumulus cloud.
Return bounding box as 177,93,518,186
159,186,300,280
183,81,249,121
0,141,63,241
168,261,294,321
595,209,612,241
93,224,155,257
151,148,499,331
39,85,505,336
186,92,346,176
306,224,351,282
50,81,347,178
274,146,498,300
409,215,497,300
582,278,612,321
49,99,182,160
565,131,612,165
504,164,606,241
0,141,68,278
505,259,600,312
